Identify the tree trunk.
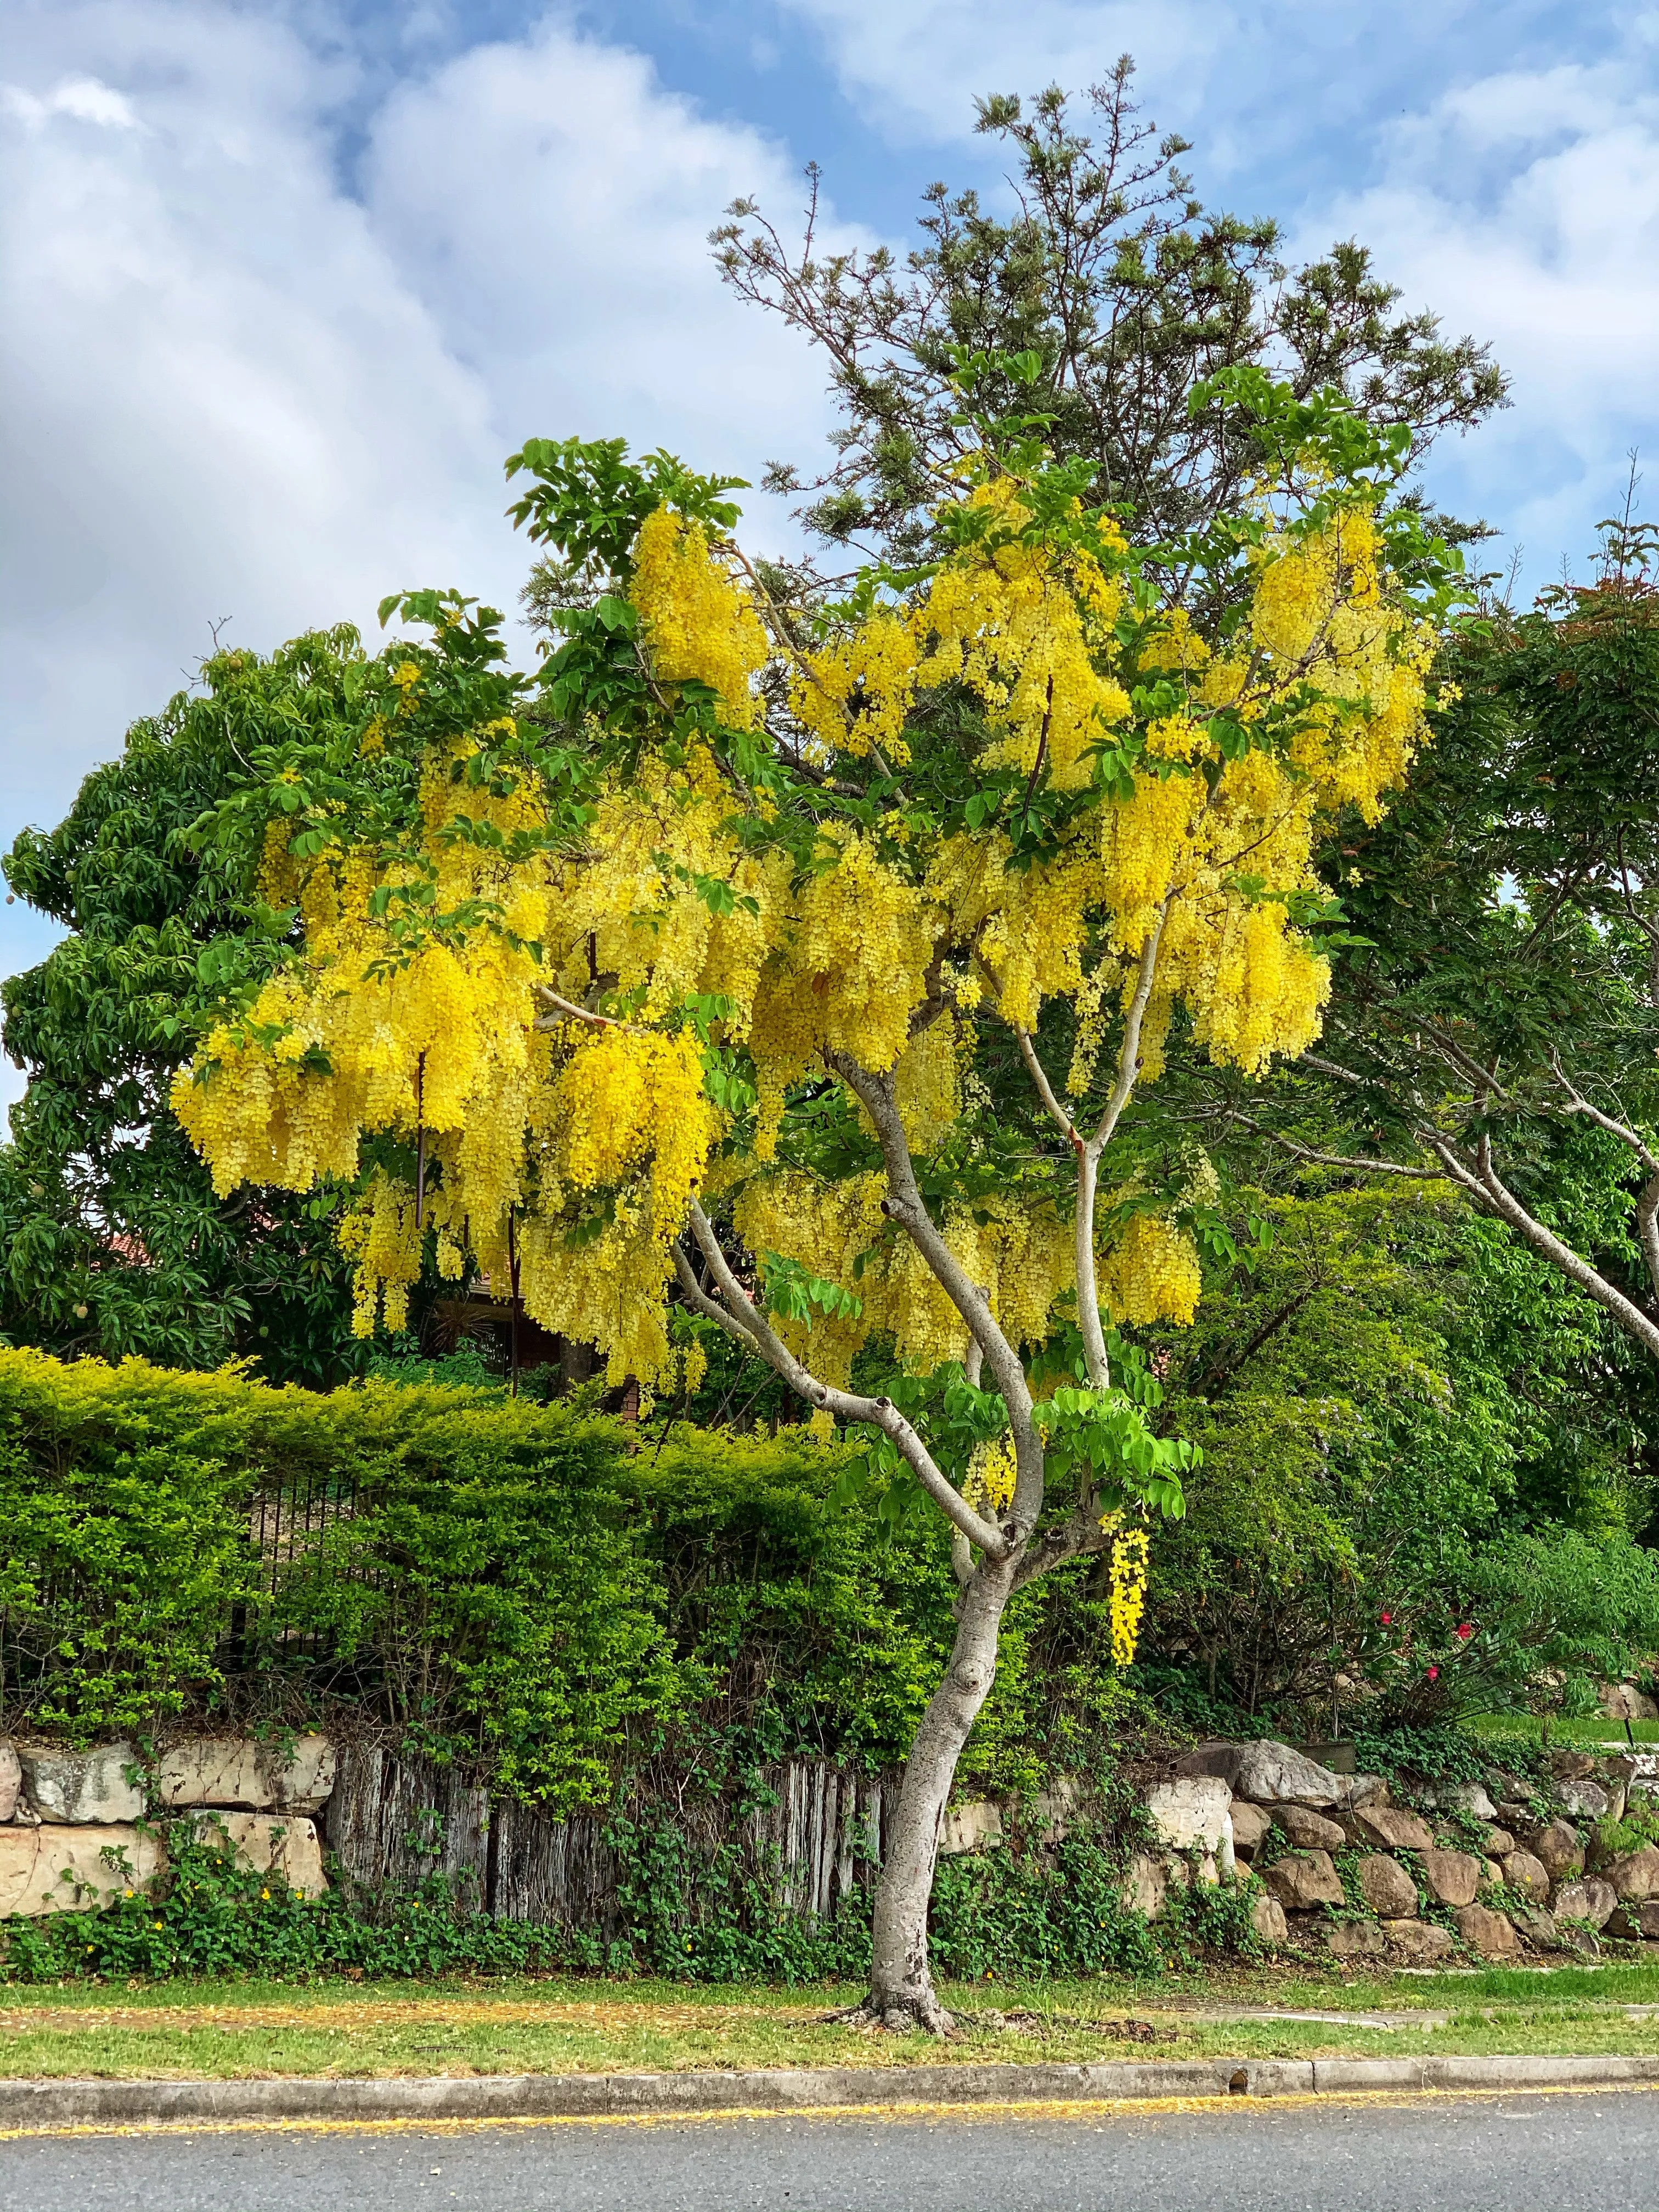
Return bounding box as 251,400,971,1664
855,1555,1015,2033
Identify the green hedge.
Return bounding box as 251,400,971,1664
0,1349,1127,1810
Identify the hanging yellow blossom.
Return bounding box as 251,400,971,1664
630,507,769,729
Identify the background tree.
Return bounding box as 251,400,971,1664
1138,1178,1659,1730
1217,511,1659,1405
172,364,1451,2028
0,633,377,1379
712,66,1504,572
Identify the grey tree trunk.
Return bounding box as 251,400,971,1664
859,1555,1017,2033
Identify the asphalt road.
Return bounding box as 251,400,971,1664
4,2090,1657,2211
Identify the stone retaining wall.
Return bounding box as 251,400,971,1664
2,1728,1653,1962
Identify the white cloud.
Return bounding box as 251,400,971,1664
2,71,143,128
359,17,846,542
1319,58,1659,579
0,1,847,1124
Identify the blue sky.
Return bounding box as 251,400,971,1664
3,0,1657,1119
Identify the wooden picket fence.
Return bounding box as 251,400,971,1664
324,1745,904,1932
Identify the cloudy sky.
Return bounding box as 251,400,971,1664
3,0,1656,1119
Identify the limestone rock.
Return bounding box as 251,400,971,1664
1547,1749,1596,1782
1031,1775,1080,1841
1501,1850,1551,1903
1551,1876,1617,1929
1357,1853,1418,1919
1431,1782,1496,1821
1607,1900,1659,1941
1324,1920,1389,1958
1353,1805,1434,1854
1249,1888,1289,1946
938,1799,1002,1855
1346,1774,1390,1810
1172,1740,1345,1807
1556,1781,1609,1822
1228,1802,1272,1857
1531,1820,1585,1881
18,1744,143,1825
1509,1904,1560,1949
1482,1858,1504,1889
1144,1776,1231,1852
1272,1804,1347,1852
0,1741,19,1824
1485,1768,1530,1802
1261,1849,1345,1910
1385,1918,1454,1963
1483,1826,1517,1857
1454,1903,1520,1957
1609,1844,1659,1901
1496,1801,1536,1831
188,1812,327,1898
1558,1924,1601,1959
0,1823,164,1915
1419,1848,1481,1909
1599,1681,1659,1723
1122,1852,1167,1918
157,1735,336,1813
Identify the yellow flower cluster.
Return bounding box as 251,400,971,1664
1108,1523,1150,1667
630,507,769,729
733,1167,1075,1381
336,1171,422,1336
1097,1211,1203,1328
791,609,917,763
964,1433,1018,1516
511,1024,718,1385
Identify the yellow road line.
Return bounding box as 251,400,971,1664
5,2081,1658,2142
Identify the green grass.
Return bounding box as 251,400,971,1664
1465,1714,1659,1747
7,1962,1659,2079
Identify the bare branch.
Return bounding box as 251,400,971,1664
825,1050,1040,1526
1222,1108,1449,1180
1087,904,1169,1161
1015,1027,1080,1146
1548,1051,1659,1177
534,986,639,1033
1069,905,1172,1389
1419,1135,1659,1363
679,1202,1009,1556
1010,1507,1113,1590
1638,1176,1659,1310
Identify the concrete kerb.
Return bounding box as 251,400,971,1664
7,2053,1659,2130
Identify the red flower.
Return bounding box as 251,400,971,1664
1380,1611,1393,1626
1427,1665,1440,1680
1454,1622,1474,1641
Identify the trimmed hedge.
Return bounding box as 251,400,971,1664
0,1349,1126,1810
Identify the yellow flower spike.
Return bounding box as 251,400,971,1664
630,507,768,729
1110,1525,1150,1667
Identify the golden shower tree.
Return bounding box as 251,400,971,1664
177,365,1454,2029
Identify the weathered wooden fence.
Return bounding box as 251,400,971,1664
325,1746,904,1930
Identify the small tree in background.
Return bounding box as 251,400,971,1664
174,366,1457,2029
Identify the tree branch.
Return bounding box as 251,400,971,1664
1420,1133,1659,1363
1009,1506,1113,1590
676,1204,1008,1556
824,1049,1040,1526
1068,905,1171,1390
1221,1107,1449,1180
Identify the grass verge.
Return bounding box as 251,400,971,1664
8,1962,1659,2079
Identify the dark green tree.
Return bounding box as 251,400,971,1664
0,631,374,1379
1215,514,1659,1393
714,64,1504,570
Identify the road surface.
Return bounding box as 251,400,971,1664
3,2089,1655,2210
